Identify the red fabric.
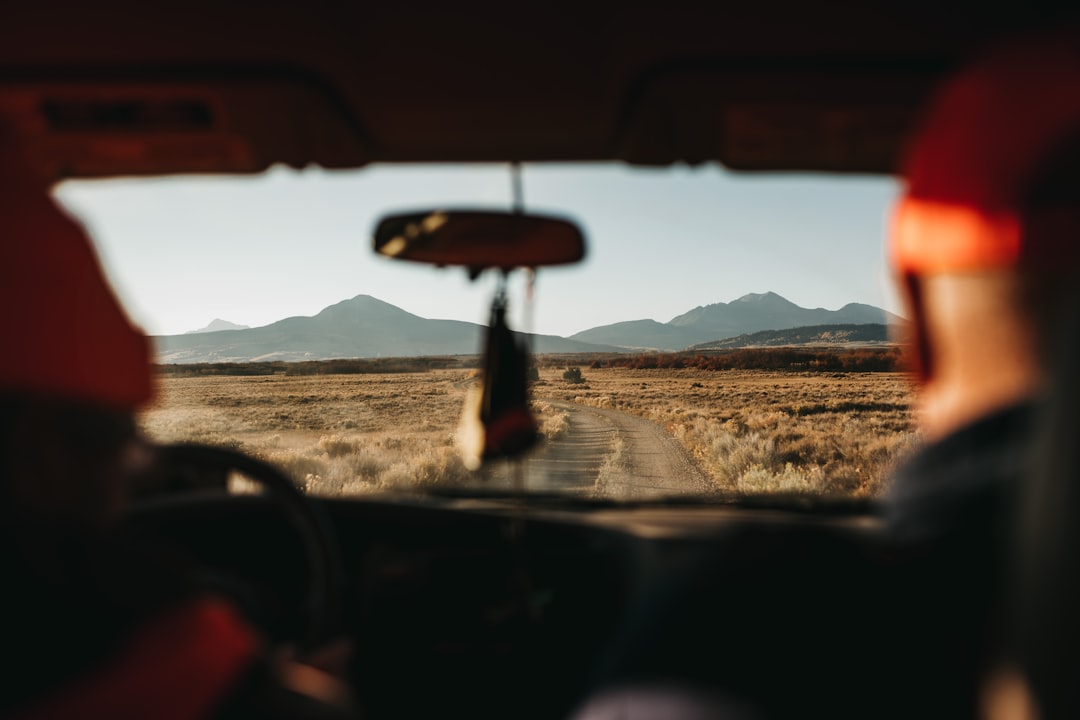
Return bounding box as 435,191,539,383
891,30,1080,273
484,405,538,458
0,124,152,410
12,597,260,720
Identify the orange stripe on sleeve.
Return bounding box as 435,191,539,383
13,597,261,720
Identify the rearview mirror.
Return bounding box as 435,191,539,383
372,210,585,270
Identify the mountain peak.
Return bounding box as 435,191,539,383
733,291,794,306
315,294,418,318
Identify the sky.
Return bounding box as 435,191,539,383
53,163,902,339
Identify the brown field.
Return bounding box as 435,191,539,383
141,372,473,495
538,368,916,498
140,367,916,499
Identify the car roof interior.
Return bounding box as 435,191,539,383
1,2,1070,179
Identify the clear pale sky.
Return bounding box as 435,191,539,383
52,163,902,339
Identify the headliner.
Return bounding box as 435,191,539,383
0,2,1068,178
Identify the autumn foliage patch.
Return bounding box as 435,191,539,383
588,347,904,373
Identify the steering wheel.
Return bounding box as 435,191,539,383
142,443,342,651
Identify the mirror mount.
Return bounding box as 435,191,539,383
511,161,524,215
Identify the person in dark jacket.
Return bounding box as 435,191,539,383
883,28,1080,720
573,28,1080,720
0,119,353,719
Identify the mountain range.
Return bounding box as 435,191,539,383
570,292,900,350
155,292,900,363
156,295,619,363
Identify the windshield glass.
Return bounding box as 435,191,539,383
53,163,914,501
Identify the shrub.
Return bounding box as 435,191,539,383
317,434,360,458
563,367,585,384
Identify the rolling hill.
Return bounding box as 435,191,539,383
688,323,891,350
185,318,250,334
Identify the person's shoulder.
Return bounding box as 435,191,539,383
885,400,1036,544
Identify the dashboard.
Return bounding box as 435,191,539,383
127,492,885,719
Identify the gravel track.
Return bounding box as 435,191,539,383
485,400,711,498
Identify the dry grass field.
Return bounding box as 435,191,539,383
539,368,916,497
140,371,569,496
141,366,916,499
141,372,470,495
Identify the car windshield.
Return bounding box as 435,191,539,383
53,163,915,502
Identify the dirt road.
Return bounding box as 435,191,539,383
485,400,711,499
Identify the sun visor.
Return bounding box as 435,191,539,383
617,66,933,172
0,74,369,180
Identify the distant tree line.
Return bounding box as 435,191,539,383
155,356,479,377
587,347,906,373
155,347,906,378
